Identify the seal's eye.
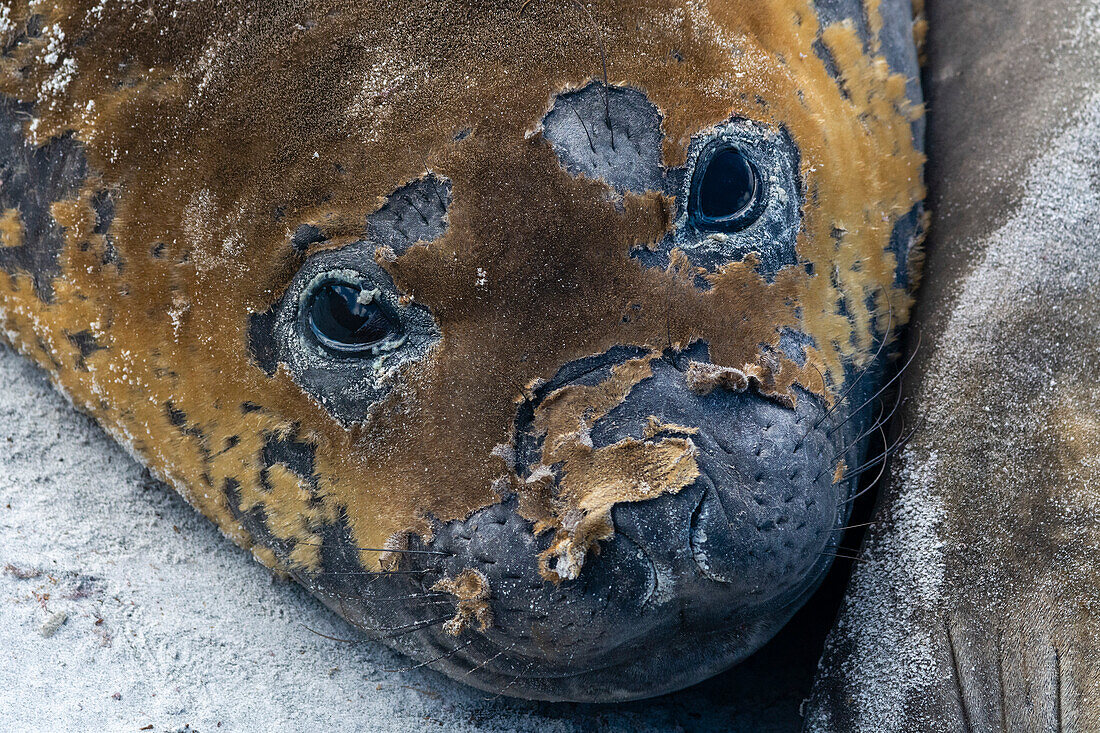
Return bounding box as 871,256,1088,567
307,281,401,354
690,145,765,231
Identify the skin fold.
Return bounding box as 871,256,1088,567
804,0,1100,729
0,0,924,700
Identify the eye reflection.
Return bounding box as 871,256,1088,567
691,145,765,231
307,280,401,354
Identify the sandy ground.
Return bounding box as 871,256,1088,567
0,341,833,732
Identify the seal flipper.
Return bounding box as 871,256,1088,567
804,2,1100,728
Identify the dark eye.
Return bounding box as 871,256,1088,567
307,280,401,354
690,145,765,231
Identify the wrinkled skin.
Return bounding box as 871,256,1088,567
0,0,924,700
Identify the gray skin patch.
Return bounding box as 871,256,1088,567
540,85,667,196
0,97,88,301
248,177,447,424
542,83,802,281
290,223,326,253
366,174,452,257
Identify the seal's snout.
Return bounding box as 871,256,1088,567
342,345,850,701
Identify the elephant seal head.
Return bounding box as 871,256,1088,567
0,0,924,701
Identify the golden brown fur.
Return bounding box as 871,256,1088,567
0,0,923,573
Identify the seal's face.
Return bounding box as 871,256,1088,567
0,0,923,700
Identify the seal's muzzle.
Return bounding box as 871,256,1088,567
299,344,855,701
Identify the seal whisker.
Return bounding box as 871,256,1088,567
824,332,922,438
342,610,453,639
290,542,452,556
808,286,895,433
297,569,438,577
481,658,539,701
572,0,614,150
376,616,452,641
817,410,887,483
827,397,886,464
811,360,829,395
520,0,614,149
851,379,907,449
384,637,477,673
567,101,597,154
834,417,915,516
461,640,519,679
326,591,451,602
301,623,363,644
834,421,889,506
316,591,455,608
839,416,923,486
831,520,878,532
826,387,906,469
402,194,430,225
820,550,865,564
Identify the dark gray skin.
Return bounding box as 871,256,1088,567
0,0,924,703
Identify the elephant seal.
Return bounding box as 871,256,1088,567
0,0,924,701
805,1,1100,730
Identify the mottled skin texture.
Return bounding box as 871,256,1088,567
806,0,1100,729
0,0,924,700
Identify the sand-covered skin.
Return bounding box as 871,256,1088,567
0,341,833,730
804,1,1100,728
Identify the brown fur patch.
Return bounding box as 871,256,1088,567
0,0,924,573
0,208,22,248
433,569,493,635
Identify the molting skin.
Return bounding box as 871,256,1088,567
0,0,924,700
